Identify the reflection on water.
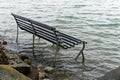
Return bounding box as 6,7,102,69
0,0,120,79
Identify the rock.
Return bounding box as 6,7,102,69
0,44,9,64
19,54,29,61
44,66,54,73
2,40,7,45
60,70,65,75
43,78,50,80
38,72,48,79
24,59,32,65
0,65,32,80
3,49,31,75
0,43,3,50
98,66,120,80
27,67,40,80
64,79,69,80
38,72,45,77
37,64,43,70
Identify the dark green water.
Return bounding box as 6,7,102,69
0,0,120,79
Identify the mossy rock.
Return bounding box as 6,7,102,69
0,65,32,80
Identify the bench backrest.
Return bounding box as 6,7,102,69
12,13,82,49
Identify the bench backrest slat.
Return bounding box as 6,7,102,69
17,19,56,37
18,21,56,39
20,26,59,45
59,32,81,43
12,13,55,31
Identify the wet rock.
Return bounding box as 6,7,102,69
14,65,31,75
3,49,31,75
38,72,48,79
63,79,69,80
38,72,46,78
0,43,9,64
24,59,32,65
98,66,120,80
44,66,54,74
2,40,7,45
19,54,29,61
0,65,32,80
37,64,43,70
43,79,50,80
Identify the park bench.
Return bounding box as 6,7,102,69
12,13,87,67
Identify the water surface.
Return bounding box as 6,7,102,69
0,0,120,80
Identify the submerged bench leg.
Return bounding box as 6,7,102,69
31,22,36,56
16,25,19,43
12,15,19,43
75,41,86,63
53,46,60,67
32,34,35,55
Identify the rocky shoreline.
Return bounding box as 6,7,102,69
97,66,120,80
0,38,120,80
0,40,74,80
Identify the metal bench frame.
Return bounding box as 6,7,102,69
12,13,87,67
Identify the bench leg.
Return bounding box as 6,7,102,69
75,41,86,63
32,34,35,55
53,46,60,67
16,25,19,43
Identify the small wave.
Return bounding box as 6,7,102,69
62,15,79,19
55,19,72,24
89,23,120,27
74,4,86,8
